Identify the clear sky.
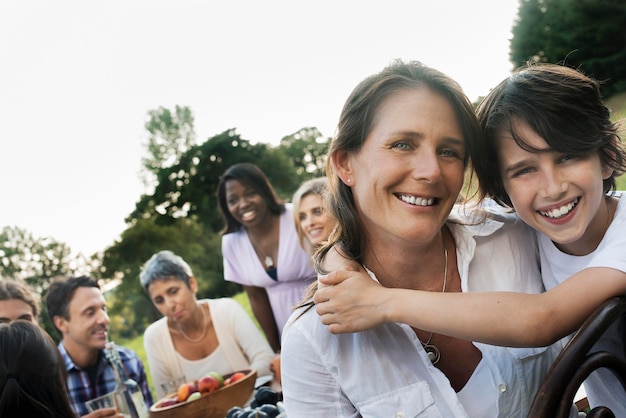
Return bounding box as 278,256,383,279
0,0,520,256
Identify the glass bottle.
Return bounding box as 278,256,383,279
105,341,149,418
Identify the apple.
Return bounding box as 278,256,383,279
197,375,220,394
228,372,246,385
176,382,197,402
186,391,202,402
207,371,224,387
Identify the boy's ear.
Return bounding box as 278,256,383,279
602,164,614,180
602,138,618,180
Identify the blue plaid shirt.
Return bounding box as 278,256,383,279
59,342,154,417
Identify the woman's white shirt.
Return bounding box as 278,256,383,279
282,207,569,418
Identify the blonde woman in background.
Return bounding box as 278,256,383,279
266,177,335,386
292,177,334,254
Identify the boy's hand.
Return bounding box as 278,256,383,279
315,269,386,333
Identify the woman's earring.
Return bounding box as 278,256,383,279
347,179,351,184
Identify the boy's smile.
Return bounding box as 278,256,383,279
498,118,613,256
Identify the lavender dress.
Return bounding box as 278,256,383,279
222,204,316,336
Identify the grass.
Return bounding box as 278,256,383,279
119,291,254,401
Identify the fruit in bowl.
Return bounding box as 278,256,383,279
224,371,246,386
176,381,199,402
198,374,221,394
150,369,257,418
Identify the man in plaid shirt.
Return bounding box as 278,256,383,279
45,276,154,417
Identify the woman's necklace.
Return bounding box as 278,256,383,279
421,247,448,365
248,231,276,269
177,303,208,344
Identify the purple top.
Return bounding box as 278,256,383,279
222,203,316,336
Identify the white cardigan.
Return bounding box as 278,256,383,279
144,298,274,399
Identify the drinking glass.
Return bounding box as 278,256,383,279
160,376,187,396
85,391,117,412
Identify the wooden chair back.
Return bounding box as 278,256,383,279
528,296,626,418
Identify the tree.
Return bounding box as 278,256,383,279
141,105,196,191
0,226,84,291
510,0,626,98
129,129,302,233
278,127,331,179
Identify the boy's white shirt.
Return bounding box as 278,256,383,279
538,195,626,415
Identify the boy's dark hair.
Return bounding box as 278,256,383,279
474,62,626,207
44,276,100,336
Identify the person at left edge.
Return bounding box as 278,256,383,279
217,163,317,352
44,275,154,417
0,278,41,324
0,320,86,417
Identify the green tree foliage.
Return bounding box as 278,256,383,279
141,105,196,190
511,0,626,98
278,127,331,178
129,128,302,233
0,226,77,291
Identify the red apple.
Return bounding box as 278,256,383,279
207,371,224,387
197,375,220,394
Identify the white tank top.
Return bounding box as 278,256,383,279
175,345,231,381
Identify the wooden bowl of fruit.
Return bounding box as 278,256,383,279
149,369,257,418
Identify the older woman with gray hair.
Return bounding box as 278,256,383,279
140,250,275,399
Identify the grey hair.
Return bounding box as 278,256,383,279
139,250,193,291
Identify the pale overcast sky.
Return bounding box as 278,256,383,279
0,0,520,256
